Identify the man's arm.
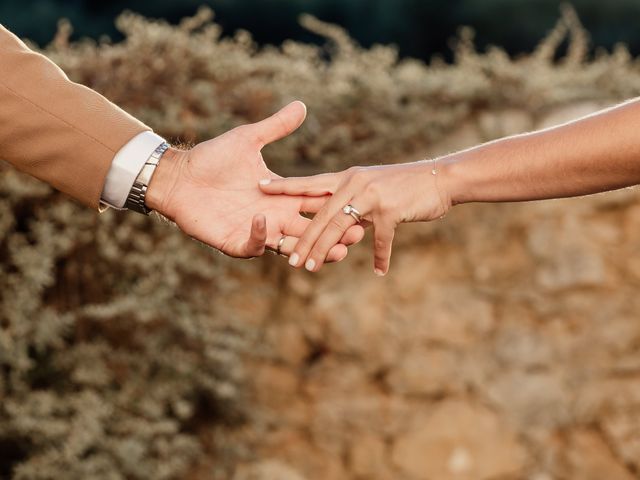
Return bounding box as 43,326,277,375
0,26,364,259
0,24,149,209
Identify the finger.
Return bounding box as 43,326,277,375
326,243,349,263
247,101,307,147
372,219,396,276
300,197,368,244
259,173,342,197
288,189,356,268
300,195,332,213
273,235,348,264
286,214,364,249
244,214,267,257
342,224,366,246
304,208,361,272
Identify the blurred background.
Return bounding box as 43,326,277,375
5,0,640,59
2,1,640,480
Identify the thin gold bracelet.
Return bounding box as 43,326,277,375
426,157,447,219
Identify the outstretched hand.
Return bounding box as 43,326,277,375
146,101,365,260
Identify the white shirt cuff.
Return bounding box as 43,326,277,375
100,131,166,209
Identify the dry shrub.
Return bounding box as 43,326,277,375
2,6,640,479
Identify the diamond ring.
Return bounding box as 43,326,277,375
342,204,363,223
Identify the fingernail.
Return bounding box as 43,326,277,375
259,179,271,186
289,253,299,267
305,259,316,271
374,269,386,277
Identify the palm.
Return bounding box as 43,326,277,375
170,129,306,256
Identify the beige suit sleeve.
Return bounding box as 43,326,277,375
0,25,150,209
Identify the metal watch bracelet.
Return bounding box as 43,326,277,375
124,142,170,215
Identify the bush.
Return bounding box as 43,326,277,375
0,168,251,479
44,6,640,174
2,6,640,479
6,0,640,59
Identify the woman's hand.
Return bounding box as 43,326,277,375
258,161,452,275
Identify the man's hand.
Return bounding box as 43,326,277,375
145,101,365,259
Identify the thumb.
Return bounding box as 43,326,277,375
247,101,307,148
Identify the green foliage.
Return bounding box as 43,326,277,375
2,6,640,478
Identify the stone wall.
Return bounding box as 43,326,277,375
225,102,640,480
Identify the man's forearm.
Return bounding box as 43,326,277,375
442,98,640,205
0,25,149,209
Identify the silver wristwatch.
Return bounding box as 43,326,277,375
124,142,170,215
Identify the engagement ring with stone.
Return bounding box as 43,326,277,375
343,204,363,223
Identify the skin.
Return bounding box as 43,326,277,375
259,98,640,275
145,101,365,259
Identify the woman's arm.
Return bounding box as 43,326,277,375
259,98,640,275
445,98,640,205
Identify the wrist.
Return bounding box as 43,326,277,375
146,147,186,219
437,153,471,207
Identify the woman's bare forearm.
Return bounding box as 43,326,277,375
441,98,640,205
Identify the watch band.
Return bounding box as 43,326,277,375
124,142,170,215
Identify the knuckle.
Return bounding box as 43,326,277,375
377,201,393,216
374,255,387,267
316,209,334,224
231,124,250,136
274,111,291,133
379,196,398,216
231,125,257,144
345,166,366,185
328,215,346,231
365,181,394,214
375,238,389,251
310,246,327,261
296,238,313,253
364,179,383,197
